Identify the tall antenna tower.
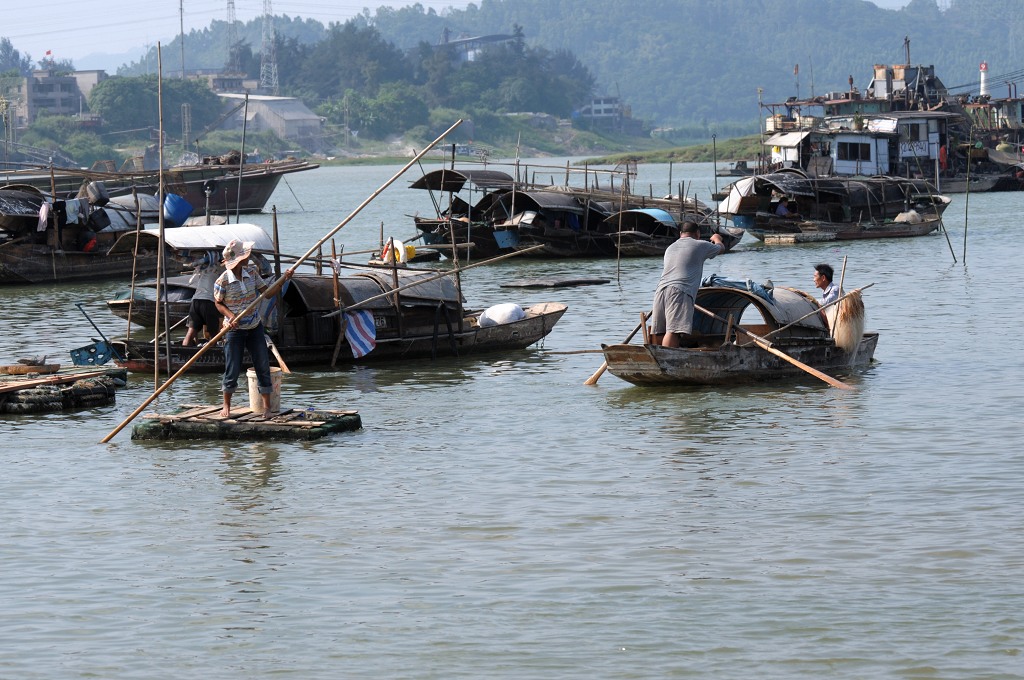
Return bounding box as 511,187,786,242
226,0,239,72
260,0,279,94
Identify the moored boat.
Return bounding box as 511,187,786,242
0,186,181,285
719,170,950,242
602,283,877,386
112,268,568,373
103,223,277,324
0,156,319,215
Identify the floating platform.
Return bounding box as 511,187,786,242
132,404,362,441
763,231,836,244
500,277,610,288
0,366,127,414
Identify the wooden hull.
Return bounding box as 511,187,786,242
114,302,568,374
745,216,941,242
0,242,184,285
106,298,191,327
602,333,878,386
0,160,317,214
416,218,506,259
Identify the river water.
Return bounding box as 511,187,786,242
1,160,1021,679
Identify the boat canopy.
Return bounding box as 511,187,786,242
764,130,811,148
108,223,275,254
693,285,828,339
722,171,939,207
410,169,516,193
285,269,461,315
493,190,585,214
603,208,677,231
609,207,675,225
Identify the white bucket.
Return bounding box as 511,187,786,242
247,366,282,414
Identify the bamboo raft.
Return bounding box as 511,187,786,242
0,366,128,414
132,404,362,441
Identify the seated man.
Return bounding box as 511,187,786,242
775,196,800,219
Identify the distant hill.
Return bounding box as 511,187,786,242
366,0,1024,129
98,0,1024,137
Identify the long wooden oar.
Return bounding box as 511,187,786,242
694,303,854,390
267,338,291,373
101,120,464,443
583,312,649,386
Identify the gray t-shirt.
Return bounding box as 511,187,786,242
188,264,219,302
655,237,723,299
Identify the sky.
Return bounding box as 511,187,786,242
6,0,476,71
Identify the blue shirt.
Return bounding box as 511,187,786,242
821,282,839,306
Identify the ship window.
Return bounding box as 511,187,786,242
837,142,872,161
900,122,924,141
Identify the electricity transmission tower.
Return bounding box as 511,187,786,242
260,0,279,94
226,0,239,72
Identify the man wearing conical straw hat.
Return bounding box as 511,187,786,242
214,239,273,419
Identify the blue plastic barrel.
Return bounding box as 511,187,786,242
163,193,193,227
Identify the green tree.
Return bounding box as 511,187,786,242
18,115,116,166
294,21,411,99
0,37,32,75
361,82,430,138
89,76,223,138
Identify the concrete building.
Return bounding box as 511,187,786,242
5,69,108,129
217,93,323,149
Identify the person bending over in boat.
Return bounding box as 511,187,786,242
649,222,725,348
775,196,800,219
814,263,839,306
214,239,273,420
182,250,221,347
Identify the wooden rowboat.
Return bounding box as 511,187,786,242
602,283,877,386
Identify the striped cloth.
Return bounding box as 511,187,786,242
345,310,377,358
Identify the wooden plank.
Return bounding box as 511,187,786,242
0,364,61,375
0,369,114,394
174,405,223,420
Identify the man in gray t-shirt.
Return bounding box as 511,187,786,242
649,222,724,347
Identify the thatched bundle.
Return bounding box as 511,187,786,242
831,289,866,355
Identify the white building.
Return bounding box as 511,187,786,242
217,93,323,149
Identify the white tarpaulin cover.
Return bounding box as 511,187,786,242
763,130,811,148
718,177,756,215
108,223,275,254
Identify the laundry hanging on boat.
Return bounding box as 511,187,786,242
344,310,377,358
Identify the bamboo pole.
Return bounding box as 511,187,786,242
234,92,248,225
125,187,143,340
154,43,166,387
330,239,345,367
322,244,545,319
101,119,464,443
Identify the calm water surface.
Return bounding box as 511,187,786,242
1,161,1021,679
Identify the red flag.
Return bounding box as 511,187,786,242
45,50,52,56
793,64,799,76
